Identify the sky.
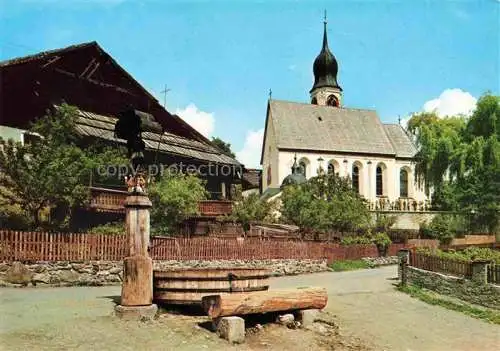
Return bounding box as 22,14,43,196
1,0,499,168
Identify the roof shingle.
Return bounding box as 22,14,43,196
269,100,397,156
383,124,417,158
73,108,241,166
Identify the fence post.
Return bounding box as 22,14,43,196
471,260,490,284
398,249,410,285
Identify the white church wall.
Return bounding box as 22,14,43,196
261,114,280,192
277,150,427,203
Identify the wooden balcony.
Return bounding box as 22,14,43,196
89,187,127,213
88,187,233,216
197,200,233,217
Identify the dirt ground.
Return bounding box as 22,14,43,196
271,266,500,351
1,266,499,351
0,282,368,351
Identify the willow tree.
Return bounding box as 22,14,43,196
407,93,500,232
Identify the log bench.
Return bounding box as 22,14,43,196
201,287,328,343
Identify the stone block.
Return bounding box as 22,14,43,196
214,316,245,344
115,304,158,321
4,262,33,286
32,273,50,284
295,309,319,327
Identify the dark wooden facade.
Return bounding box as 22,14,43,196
1,42,241,230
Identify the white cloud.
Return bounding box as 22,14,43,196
288,64,297,71
236,129,264,168
422,88,477,117
174,103,215,138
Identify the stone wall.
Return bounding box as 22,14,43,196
407,266,500,310
0,259,328,287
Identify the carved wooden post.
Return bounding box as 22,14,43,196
115,192,158,320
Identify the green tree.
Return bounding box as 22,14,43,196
211,136,236,158
0,130,89,229
280,173,370,233
148,173,208,235
0,104,127,230
408,93,500,233
228,193,278,233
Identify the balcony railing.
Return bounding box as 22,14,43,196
89,187,127,213
88,187,233,216
368,197,432,212
197,200,233,217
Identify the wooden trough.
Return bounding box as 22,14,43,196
153,268,270,305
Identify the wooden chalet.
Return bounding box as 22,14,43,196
0,41,241,231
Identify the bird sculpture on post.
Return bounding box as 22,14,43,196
113,109,163,320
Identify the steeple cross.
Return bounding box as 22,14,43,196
324,10,327,24
268,88,272,100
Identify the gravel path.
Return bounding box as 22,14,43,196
0,266,498,350
272,266,500,351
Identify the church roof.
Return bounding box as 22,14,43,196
383,124,417,158
268,99,411,157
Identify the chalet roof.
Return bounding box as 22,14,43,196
242,168,261,189
0,42,97,67
0,41,225,155
74,108,241,166
267,100,416,158
383,124,417,158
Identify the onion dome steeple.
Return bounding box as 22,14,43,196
280,155,307,190
310,12,343,107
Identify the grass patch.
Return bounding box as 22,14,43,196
398,284,500,325
329,259,373,272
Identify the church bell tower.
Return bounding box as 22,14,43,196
310,13,343,107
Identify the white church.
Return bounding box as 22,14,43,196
260,19,429,211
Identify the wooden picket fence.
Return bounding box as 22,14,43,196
149,237,326,261
487,264,500,285
0,230,405,263
409,251,473,278
0,231,128,261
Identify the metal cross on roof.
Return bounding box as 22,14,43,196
160,84,171,108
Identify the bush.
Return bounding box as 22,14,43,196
227,193,279,233
372,232,392,257
372,232,392,247
340,235,372,245
88,222,125,235
149,173,208,235
417,246,500,264
420,214,466,245
373,214,397,233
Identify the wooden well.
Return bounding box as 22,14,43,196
153,268,270,305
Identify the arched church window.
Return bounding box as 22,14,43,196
299,161,307,177
376,166,383,196
327,163,334,175
326,95,339,107
352,165,360,193
311,97,318,105
400,169,408,198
